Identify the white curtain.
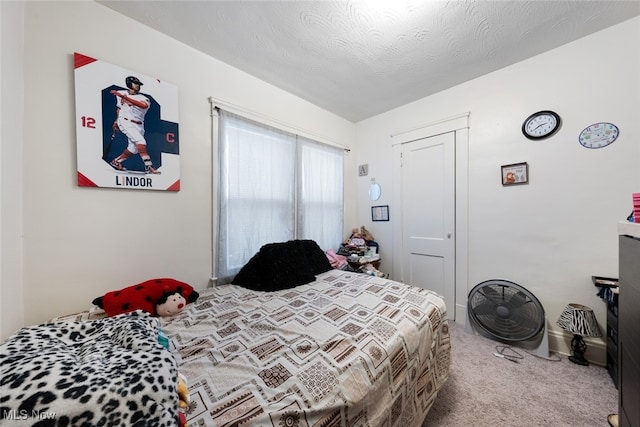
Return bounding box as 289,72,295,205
297,135,344,250
217,110,344,282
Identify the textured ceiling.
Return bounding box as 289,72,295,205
98,0,640,122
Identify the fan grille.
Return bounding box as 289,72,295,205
468,279,544,342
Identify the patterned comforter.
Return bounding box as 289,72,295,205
0,311,178,426
161,269,451,427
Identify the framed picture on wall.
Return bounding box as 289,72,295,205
74,52,181,191
501,162,529,186
372,205,390,221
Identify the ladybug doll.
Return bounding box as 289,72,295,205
93,278,199,317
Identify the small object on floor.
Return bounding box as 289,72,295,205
494,345,524,363
607,414,618,427
493,352,518,363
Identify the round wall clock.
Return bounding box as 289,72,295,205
522,110,561,140
578,122,619,149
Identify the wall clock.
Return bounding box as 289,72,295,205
578,122,619,149
522,110,561,140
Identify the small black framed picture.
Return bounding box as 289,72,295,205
372,205,389,221
501,162,529,186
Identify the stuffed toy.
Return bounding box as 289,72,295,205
345,227,366,247
156,291,188,317
92,278,199,317
177,373,190,427
178,412,187,427
177,374,190,409
360,225,375,242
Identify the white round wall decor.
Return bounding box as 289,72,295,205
578,122,619,149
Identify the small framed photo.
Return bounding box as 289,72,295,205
372,205,389,221
501,162,529,186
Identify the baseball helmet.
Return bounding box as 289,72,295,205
125,76,143,89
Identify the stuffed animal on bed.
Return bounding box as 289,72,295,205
92,278,199,317
177,373,191,427
156,290,189,317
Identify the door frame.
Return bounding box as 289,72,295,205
391,113,469,322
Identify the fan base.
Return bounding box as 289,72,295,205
568,355,589,366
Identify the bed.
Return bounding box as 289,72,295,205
0,310,179,426
162,269,451,427
1,244,450,427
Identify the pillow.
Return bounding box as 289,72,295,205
232,240,321,291
231,252,263,290
299,239,333,275
258,241,316,291
92,278,199,317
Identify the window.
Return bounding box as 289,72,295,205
217,110,344,282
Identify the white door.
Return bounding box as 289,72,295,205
400,132,455,313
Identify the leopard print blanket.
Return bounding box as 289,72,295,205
0,311,178,426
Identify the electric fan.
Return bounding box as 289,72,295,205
465,279,550,358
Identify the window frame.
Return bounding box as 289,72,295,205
215,109,344,283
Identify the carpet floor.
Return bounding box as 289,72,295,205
423,321,617,426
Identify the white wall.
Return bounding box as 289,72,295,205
2,1,355,333
355,17,640,363
1,1,26,340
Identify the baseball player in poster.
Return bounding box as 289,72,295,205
109,76,160,174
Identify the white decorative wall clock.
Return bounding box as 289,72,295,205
74,52,181,191
578,122,619,149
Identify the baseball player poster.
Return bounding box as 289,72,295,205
74,52,180,191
